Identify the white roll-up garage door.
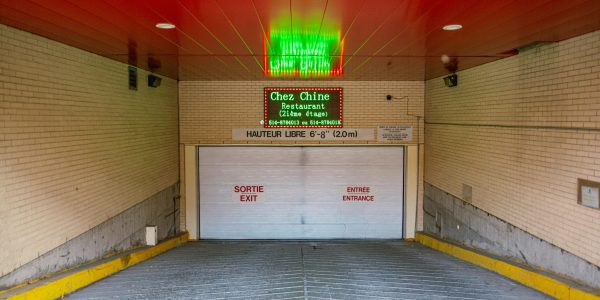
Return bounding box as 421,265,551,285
198,146,404,239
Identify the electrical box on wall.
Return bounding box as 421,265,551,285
578,179,600,209
462,184,472,203
145,225,157,246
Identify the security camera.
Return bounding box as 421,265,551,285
148,74,162,88
443,74,458,87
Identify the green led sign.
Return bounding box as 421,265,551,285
264,88,342,128
265,30,343,77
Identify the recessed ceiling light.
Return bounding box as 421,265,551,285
155,23,176,29
443,24,462,31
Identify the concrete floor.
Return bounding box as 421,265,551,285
67,241,550,300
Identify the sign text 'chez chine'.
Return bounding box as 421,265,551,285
264,87,342,128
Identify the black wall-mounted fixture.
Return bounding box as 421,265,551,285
443,74,458,87
128,66,137,90
148,74,162,88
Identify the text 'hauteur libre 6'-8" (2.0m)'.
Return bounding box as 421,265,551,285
264,87,342,128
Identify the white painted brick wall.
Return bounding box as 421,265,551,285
425,30,600,266
179,81,424,145
0,24,179,277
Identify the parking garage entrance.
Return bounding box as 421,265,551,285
198,146,404,239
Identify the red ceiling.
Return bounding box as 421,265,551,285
1,0,599,80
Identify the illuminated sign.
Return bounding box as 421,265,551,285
264,88,342,128
264,30,343,77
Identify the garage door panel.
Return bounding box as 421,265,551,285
204,208,399,226
303,147,402,165
199,147,303,166
201,224,307,239
199,147,404,239
200,167,304,184
200,184,304,199
204,223,396,239
299,224,353,238
303,185,400,197
303,167,402,184
298,224,402,239
305,205,402,223
201,205,302,226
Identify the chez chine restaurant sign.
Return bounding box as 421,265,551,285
264,87,342,128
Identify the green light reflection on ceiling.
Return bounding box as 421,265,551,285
265,20,343,78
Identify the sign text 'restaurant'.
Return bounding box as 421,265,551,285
264,87,342,128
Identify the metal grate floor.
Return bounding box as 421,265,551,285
67,241,550,299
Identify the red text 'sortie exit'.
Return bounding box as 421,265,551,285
234,185,264,193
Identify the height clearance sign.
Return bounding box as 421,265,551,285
264,87,342,128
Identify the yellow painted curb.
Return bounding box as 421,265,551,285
415,232,600,300
7,232,189,300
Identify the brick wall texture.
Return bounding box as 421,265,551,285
179,80,425,230
0,25,179,276
425,30,600,266
179,81,424,145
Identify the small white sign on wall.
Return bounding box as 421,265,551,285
578,179,600,209
581,186,599,209
232,128,374,141
377,125,413,142
145,226,157,246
